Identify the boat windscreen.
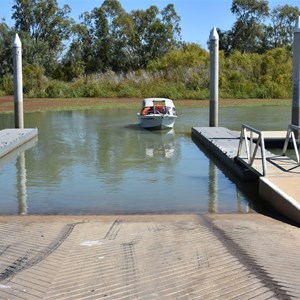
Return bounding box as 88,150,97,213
153,101,165,106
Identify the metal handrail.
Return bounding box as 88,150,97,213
282,124,300,163
237,124,267,176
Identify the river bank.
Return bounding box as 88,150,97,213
0,96,291,113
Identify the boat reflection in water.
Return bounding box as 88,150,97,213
142,129,176,159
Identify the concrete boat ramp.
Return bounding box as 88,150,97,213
0,214,299,299
192,126,300,224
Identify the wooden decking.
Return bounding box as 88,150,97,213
192,127,300,224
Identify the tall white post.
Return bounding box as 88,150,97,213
292,17,300,128
13,33,24,129
209,27,219,127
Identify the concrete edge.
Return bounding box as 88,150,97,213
259,177,300,224
191,127,257,181
0,128,38,158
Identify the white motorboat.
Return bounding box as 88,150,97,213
137,98,177,130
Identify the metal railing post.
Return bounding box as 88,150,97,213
236,124,267,176
260,132,267,176
282,124,300,163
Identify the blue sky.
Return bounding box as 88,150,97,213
2,0,300,48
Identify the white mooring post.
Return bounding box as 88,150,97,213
292,17,300,128
209,27,219,127
13,33,24,129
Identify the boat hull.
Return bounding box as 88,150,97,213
138,114,177,130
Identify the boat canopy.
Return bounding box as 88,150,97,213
142,98,175,108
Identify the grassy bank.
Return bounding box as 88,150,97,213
0,47,293,100
0,97,291,114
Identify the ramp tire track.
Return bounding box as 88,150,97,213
104,219,122,240
0,222,80,282
122,242,138,297
203,216,291,299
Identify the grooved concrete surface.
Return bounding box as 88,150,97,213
0,214,299,299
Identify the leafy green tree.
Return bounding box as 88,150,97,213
75,8,112,73
131,4,181,69
230,0,269,53
147,43,209,94
63,0,181,78
148,43,208,71
160,5,181,53
216,28,233,56
265,5,300,49
99,0,134,72
64,0,130,75
0,20,15,94
12,0,73,75
62,22,94,77
0,20,14,77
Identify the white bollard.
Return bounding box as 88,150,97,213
13,33,24,129
209,27,219,127
292,17,300,127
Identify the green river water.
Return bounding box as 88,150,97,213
0,105,291,215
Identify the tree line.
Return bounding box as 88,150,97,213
0,0,299,99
